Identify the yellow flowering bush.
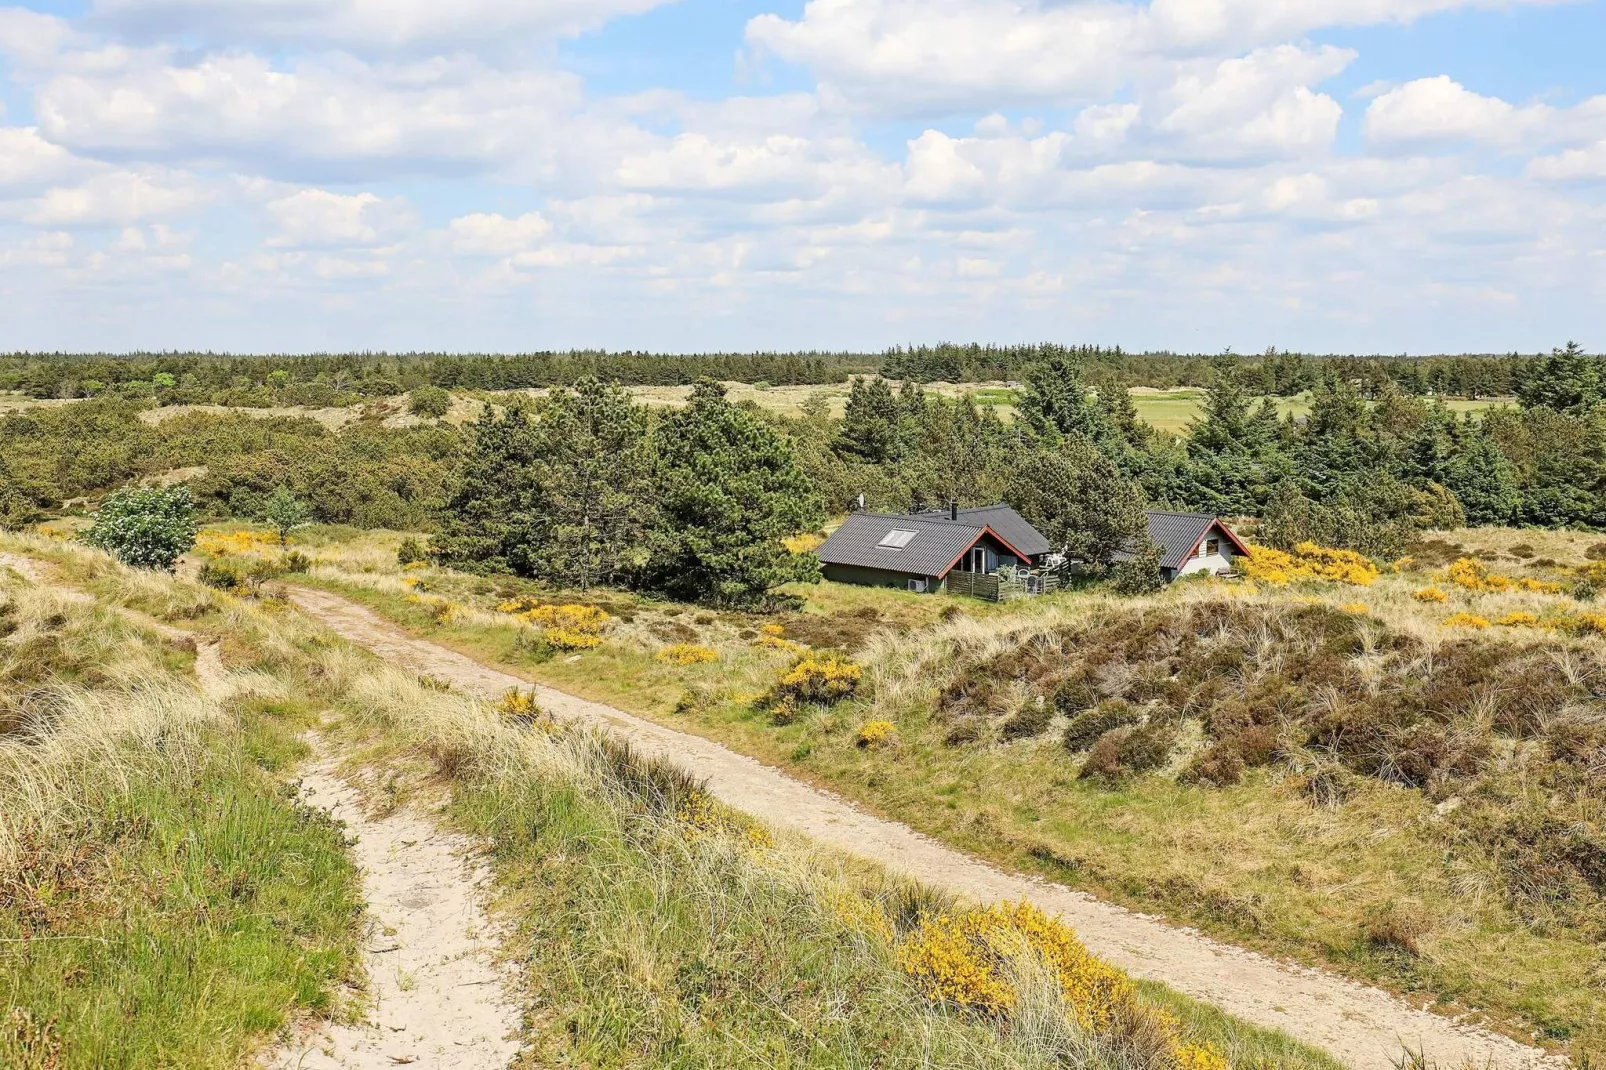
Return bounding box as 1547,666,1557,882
760,623,787,638
675,791,773,849
1175,1045,1232,1070
822,888,895,944
1444,612,1490,629
657,644,720,666
496,601,611,651
1496,611,1540,628
898,902,1130,1029
196,529,280,556
1241,543,1379,587
1414,587,1449,603
1339,602,1369,615
1446,558,1564,595
498,688,542,723
769,654,862,706
857,720,896,748
897,901,1229,1070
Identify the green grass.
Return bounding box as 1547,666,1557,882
0,564,364,1070
1129,391,1512,436
0,733,361,1069
284,544,1602,1065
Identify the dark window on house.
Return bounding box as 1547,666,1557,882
1204,538,1221,556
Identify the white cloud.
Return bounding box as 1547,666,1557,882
22,169,201,226
0,127,92,193
447,211,552,256
1365,76,1527,147
30,49,586,181
746,0,1559,114
90,0,675,52
265,189,418,248
1150,45,1351,158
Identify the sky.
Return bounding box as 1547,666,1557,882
0,0,1602,354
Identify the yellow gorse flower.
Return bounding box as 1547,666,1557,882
496,600,611,651
657,644,719,665
770,654,862,706
897,903,1129,1030
1444,611,1490,629
857,720,896,748
1241,543,1379,587
1495,611,1540,628
196,529,281,556
1446,558,1564,595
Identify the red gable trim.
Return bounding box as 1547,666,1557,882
1178,518,1251,564
935,526,1036,579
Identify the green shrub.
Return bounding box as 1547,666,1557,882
1111,544,1165,596
408,385,452,419
83,485,197,572
396,537,429,567
1064,699,1141,753
1078,722,1177,782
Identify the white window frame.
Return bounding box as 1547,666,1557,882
878,529,918,550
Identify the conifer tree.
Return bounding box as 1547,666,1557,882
1006,438,1147,566
835,377,903,463
1018,352,1106,444
1517,341,1601,414
648,381,821,606
537,379,656,589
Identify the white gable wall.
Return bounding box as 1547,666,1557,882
1172,526,1239,578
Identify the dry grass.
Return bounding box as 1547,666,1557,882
178,524,1605,1063
6,536,1339,1069
0,550,361,1069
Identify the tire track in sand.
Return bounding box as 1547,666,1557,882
287,585,1564,1070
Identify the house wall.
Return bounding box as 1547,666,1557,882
822,563,934,592
950,533,1030,575
1173,533,1238,578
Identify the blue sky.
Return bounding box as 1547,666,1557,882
0,0,1601,354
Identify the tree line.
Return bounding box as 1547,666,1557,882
5,342,1604,604
2,345,1575,405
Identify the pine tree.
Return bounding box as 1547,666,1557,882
647,381,821,606
432,404,550,575
835,377,903,463
537,379,656,589
1006,438,1147,566
1445,428,1521,526
1017,352,1106,444
1181,357,1289,514
1517,341,1601,414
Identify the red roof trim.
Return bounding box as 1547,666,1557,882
1179,519,1251,564
935,526,1036,579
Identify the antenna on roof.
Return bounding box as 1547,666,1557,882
855,493,866,511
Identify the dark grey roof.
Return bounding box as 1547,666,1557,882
817,512,990,577
914,505,1051,558
1143,511,1222,571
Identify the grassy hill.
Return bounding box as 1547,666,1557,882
247,523,1606,1065
0,538,1337,1069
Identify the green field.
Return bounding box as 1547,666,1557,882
1130,389,1514,436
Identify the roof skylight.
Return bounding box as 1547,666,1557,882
878,529,918,549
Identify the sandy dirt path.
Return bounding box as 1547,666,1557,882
264,754,522,1070
287,586,1562,1070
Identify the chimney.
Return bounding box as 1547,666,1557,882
950,501,960,522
